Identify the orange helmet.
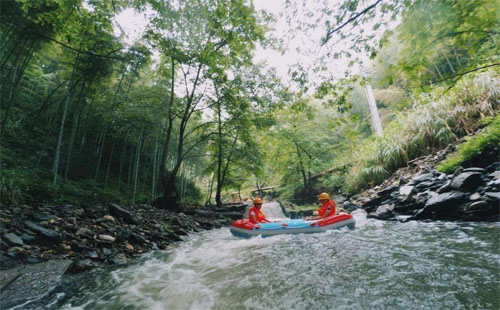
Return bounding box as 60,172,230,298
319,192,330,200
253,198,263,205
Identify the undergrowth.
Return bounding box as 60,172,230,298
342,70,499,194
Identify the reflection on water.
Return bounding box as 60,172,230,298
7,211,500,310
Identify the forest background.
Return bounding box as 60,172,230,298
0,0,498,209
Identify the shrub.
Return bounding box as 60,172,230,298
343,70,500,194
438,115,500,173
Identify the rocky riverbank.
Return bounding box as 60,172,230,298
347,161,499,222
0,202,247,272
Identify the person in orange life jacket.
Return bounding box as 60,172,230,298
306,192,336,220
248,198,271,224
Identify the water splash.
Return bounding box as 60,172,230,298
7,220,500,310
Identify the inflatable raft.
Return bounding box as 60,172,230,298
230,213,355,238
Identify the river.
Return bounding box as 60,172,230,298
6,203,500,310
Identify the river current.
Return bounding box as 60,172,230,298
7,205,500,310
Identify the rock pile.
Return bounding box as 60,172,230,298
349,162,499,222
0,202,245,271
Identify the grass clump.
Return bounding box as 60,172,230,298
438,115,500,173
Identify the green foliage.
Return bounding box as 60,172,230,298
343,71,500,194
438,116,500,173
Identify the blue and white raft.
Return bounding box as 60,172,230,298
230,213,355,238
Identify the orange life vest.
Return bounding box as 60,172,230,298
318,200,336,217
248,206,267,224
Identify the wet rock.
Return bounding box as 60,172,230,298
416,181,436,190
436,180,452,193
463,167,486,173
24,220,60,239
413,191,466,220
343,201,360,212
19,233,36,243
67,259,99,273
98,235,116,242
130,232,148,244
368,204,394,220
108,204,138,225
484,192,500,201
378,185,398,198
486,162,499,172
0,260,72,308
398,186,415,202
469,193,482,201
411,173,434,184
3,233,24,246
451,172,484,191
467,201,489,212
109,253,128,265
76,228,93,237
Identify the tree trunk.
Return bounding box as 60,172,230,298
104,136,117,189
132,130,145,204
52,50,81,184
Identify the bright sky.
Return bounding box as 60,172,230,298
112,0,385,90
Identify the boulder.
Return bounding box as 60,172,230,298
413,191,466,220
108,204,138,225
3,233,24,246
367,204,394,220
378,185,399,198
436,180,452,193
416,181,436,191
398,186,416,202
451,172,484,191
412,173,435,184
0,260,72,308
24,220,60,239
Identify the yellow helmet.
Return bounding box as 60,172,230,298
253,198,263,204
319,193,330,200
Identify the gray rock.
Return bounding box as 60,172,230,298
98,234,116,242
67,259,99,273
399,186,416,202
437,180,452,193
463,167,486,173
484,192,500,201
0,260,73,308
76,228,92,236
451,172,484,191
467,201,489,212
469,193,482,201
416,181,435,190
486,162,499,172
109,204,138,225
110,253,128,265
412,173,434,184
368,204,394,220
378,185,398,198
24,220,60,239
3,233,24,246
413,191,466,220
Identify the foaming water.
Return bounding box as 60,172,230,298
7,215,500,310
